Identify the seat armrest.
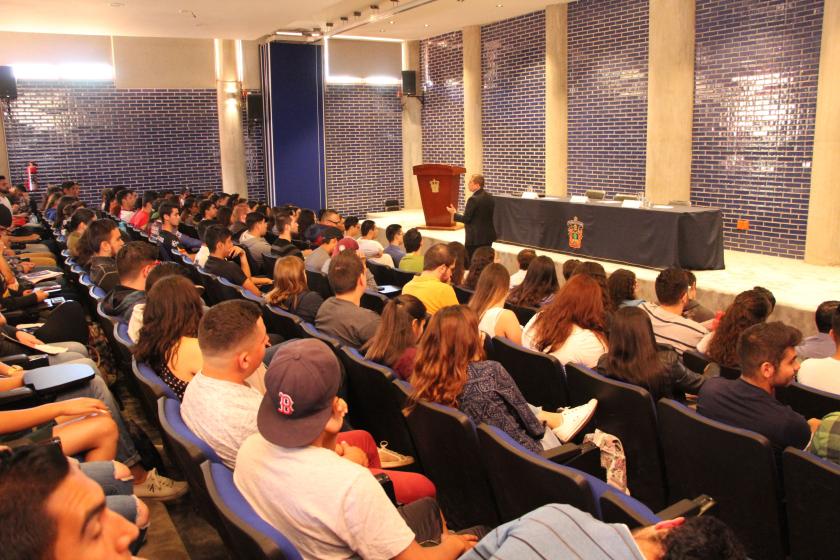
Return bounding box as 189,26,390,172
0,386,35,408
656,495,716,520
0,354,50,369
540,442,583,464
374,472,399,506
562,442,605,479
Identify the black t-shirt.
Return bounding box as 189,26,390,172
204,255,247,287
271,238,303,260
697,377,811,451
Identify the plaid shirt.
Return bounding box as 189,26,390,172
808,412,840,465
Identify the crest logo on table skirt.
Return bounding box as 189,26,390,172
430,179,440,194
567,216,584,249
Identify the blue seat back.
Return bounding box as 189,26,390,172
160,397,222,464
132,359,177,401
492,336,567,410
776,382,840,421
263,305,304,340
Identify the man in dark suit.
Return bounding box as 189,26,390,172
446,173,496,259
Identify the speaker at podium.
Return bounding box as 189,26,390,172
412,164,466,230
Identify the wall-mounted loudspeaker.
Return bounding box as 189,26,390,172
402,70,417,96
0,66,17,101
246,92,263,123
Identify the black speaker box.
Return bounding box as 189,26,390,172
0,66,17,100
402,70,417,96
246,92,263,122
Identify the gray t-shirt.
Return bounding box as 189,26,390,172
240,234,273,266
315,297,381,348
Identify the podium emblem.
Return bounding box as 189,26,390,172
567,216,584,249
430,178,440,194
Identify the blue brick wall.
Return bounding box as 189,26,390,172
567,0,649,198
691,0,822,259
482,10,546,196
323,84,403,217
2,80,266,206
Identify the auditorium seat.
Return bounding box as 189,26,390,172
503,302,538,325
262,253,278,277
178,223,200,239
132,359,176,422
491,336,568,410
390,268,416,288
305,270,333,300
366,260,391,286
565,364,667,510
300,322,343,354
681,349,711,374
657,399,786,560
201,461,302,560
453,285,473,305
360,290,388,314
197,270,241,305
262,305,305,340
782,447,840,560
776,381,840,420
394,380,500,530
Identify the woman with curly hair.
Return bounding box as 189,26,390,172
264,256,323,323
507,255,560,309
698,289,772,370
607,268,644,310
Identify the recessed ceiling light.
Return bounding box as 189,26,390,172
424,23,430,27
389,20,395,24
496,3,504,7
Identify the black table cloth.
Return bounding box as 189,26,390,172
493,196,725,270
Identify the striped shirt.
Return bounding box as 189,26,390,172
460,504,644,560
640,302,708,354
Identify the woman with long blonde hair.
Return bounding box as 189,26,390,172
468,263,522,344
265,256,323,323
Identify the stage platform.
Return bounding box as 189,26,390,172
367,209,840,336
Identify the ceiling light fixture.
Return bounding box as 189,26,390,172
109,2,124,7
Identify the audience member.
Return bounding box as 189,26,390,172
596,307,705,401
78,219,124,292
753,286,776,314
316,251,381,347
265,256,324,324
66,207,95,257
699,289,772,372
117,189,136,222
128,191,155,231
401,243,459,315
157,201,201,252
682,270,716,324
807,412,840,465
127,262,189,342
399,228,424,273
607,268,643,310
343,216,361,238
196,199,218,239
305,208,342,245
640,268,708,354
304,226,341,272
133,275,204,399
469,263,522,344
510,249,536,288
573,261,611,317
234,338,470,559
445,173,497,259
462,246,495,290
447,241,468,286
796,300,840,360
797,306,840,394
102,241,158,324
270,214,303,259
698,321,820,452
562,258,581,281
296,208,316,240
230,201,250,240
409,306,596,452
239,212,272,271
203,224,270,296
363,294,428,380
384,224,406,267
357,220,386,259
506,255,559,309
522,274,608,367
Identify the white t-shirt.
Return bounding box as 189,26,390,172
128,303,144,343
181,372,263,469
119,209,136,222
358,239,385,259
509,269,527,288
235,434,415,560
797,357,840,395
195,245,210,267
522,315,607,368
478,306,506,339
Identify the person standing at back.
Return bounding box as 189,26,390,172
446,174,496,260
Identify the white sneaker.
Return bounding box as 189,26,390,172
133,468,189,501
377,441,414,469
553,399,598,443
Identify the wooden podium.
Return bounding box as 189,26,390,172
413,164,466,230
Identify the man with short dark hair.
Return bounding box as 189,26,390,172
86,219,125,292
446,173,497,260
797,307,840,394
305,226,342,272
698,321,820,452
399,227,424,273
197,199,219,240
271,214,303,260
384,224,405,267
128,191,155,231
640,268,708,354
682,270,715,325
510,249,536,288
344,216,361,238
116,189,136,222
316,251,381,347
358,219,387,262
239,212,272,270
401,243,458,315
156,202,201,252
796,300,840,361
61,180,81,198
306,209,342,245
203,225,271,297
102,241,158,323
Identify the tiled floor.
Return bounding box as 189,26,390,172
367,209,840,335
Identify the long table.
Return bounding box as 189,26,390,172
493,196,725,270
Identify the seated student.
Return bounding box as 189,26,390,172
363,295,428,381
183,304,434,502
102,242,158,324
116,189,137,222
304,226,341,272
180,196,199,226
270,213,303,259
640,268,708,354
239,212,272,270
66,207,96,257
203,224,271,297
572,261,611,318
682,270,716,324
596,307,705,402
156,201,201,252
409,306,596,452
384,224,406,268
469,263,522,345
230,201,250,240
126,262,189,342
509,249,536,288
697,289,772,374
562,258,581,282
357,219,393,266
343,216,361,239
398,227,424,273
132,275,205,400
797,307,840,394
401,243,459,315
607,268,644,310
304,208,343,246
235,338,476,560
463,503,745,560
265,256,324,324
462,246,495,290
797,300,840,361
316,251,381,347
196,199,219,240
522,274,608,368
808,412,840,465
128,191,154,231
698,322,821,452
77,218,124,292
320,238,378,290
506,255,559,309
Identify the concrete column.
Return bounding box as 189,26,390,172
462,25,483,198
402,40,423,209
214,39,248,197
0,106,9,179
545,3,568,197
644,0,695,204
805,0,840,265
